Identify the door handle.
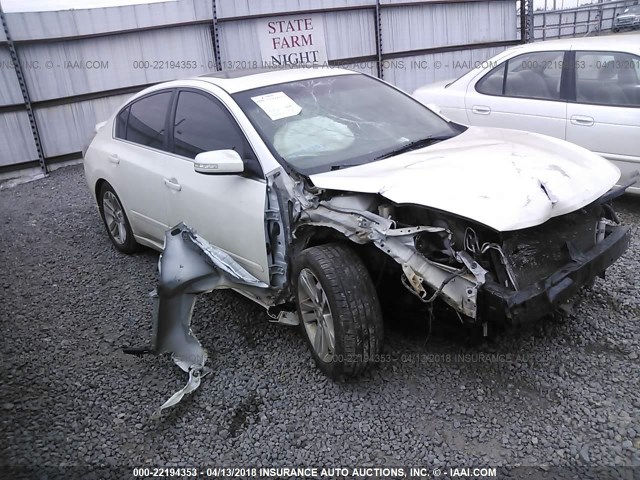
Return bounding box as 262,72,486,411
163,178,182,191
471,105,491,115
570,115,594,126
108,154,120,164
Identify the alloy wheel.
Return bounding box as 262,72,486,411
297,268,336,363
102,191,127,245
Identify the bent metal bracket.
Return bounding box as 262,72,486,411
124,223,267,418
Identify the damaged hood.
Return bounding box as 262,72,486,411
309,127,620,231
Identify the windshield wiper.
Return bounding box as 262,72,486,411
329,164,358,171
374,135,452,161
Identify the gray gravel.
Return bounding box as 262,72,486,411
0,164,639,477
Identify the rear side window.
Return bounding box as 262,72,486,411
123,91,173,150
575,51,640,107
115,107,129,139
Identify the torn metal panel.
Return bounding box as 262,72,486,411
129,223,268,418
296,200,484,318
264,171,296,288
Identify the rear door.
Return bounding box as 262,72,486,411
111,90,175,246
566,50,640,191
463,50,568,139
162,88,270,283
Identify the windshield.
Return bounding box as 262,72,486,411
623,6,640,13
233,74,463,175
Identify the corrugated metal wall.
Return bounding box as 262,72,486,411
0,39,39,166
5,0,213,40
35,94,132,158
379,1,517,92
18,26,215,102
0,0,215,171
384,46,510,92
0,0,520,174
0,111,39,166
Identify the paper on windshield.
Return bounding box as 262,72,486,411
251,92,302,121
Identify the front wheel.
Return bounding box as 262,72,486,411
294,243,384,379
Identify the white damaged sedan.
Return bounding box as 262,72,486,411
84,67,631,379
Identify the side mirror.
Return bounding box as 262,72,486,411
427,102,452,122
426,103,442,115
194,150,244,174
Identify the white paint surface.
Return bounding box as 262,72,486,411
311,127,620,232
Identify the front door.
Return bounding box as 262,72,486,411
163,89,270,283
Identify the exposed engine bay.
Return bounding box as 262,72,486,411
265,170,631,327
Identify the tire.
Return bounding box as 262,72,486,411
294,242,384,379
98,182,139,254
612,27,619,32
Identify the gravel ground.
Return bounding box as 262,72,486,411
0,164,639,478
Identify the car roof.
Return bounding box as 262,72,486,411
195,66,358,94
507,33,640,54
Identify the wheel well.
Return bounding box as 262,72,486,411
299,225,349,249
294,225,391,288
95,178,108,201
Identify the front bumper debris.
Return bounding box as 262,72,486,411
124,223,267,418
477,225,630,325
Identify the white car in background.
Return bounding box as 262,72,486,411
613,5,640,32
84,67,631,379
413,35,640,193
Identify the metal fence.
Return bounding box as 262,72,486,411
531,0,639,40
0,0,524,176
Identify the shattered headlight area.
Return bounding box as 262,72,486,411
124,223,267,418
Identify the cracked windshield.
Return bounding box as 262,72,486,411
234,73,463,174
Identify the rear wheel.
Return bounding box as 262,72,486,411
294,243,384,379
98,183,138,254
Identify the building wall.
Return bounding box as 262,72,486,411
0,0,519,172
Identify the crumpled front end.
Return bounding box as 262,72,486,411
478,221,630,325
293,181,631,327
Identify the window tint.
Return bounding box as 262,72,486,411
173,91,248,157
125,92,172,149
475,51,564,100
504,51,564,100
115,106,129,139
476,63,506,95
575,51,640,106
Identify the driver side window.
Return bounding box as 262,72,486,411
172,91,262,177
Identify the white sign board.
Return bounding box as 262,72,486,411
257,14,328,67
